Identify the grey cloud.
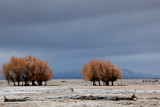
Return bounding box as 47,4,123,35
0,0,160,27
0,0,160,77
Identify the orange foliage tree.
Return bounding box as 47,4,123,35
1,56,53,86
81,59,122,86
81,59,100,86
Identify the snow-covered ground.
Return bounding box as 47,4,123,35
1,86,160,96
0,80,160,107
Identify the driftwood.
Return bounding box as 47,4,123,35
132,90,137,101
70,95,137,101
147,97,160,100
4,96,29,102
143,79,158,82
47,94,138,101
70,90,137,101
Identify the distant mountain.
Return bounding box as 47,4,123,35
53,68,160,79
53,71,82,79
121,68,160,79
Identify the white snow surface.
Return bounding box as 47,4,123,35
0,87,69,95
0,86,160,96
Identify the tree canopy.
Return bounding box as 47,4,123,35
81,59,122,86
1,56,53,86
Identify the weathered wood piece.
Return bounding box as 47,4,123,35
47,94,138,101
4,96,29,102
70,95,137,101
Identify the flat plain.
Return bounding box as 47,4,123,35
0,79,160,107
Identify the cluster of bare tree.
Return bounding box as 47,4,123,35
81,59,122,86
1,56,53,86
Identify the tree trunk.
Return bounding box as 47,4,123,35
13,81,16,86
112,81,114,86
32,80,35,86
105,81,109,86
22,81,24,86
7,80,10,85
93,81,96,86
98,81,101,86
8,74,15,86
103,82,105,86
38,80,42,85
24,81,29,86
18,81,20,86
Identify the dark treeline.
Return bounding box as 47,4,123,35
1,56,53,86
81,59,122,86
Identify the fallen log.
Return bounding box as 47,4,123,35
71,95,137,101
4,96,29,102
47,95,137,101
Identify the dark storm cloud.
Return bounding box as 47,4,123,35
0,0,160,76
0,0,160,26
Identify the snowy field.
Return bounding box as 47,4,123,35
0,79,160,107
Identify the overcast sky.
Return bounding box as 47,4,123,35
0,0,160,78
